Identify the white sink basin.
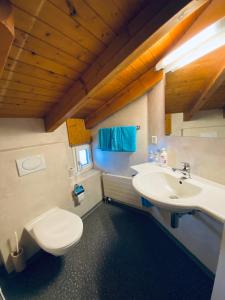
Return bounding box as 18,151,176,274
139,172,202,200
132,163,225,221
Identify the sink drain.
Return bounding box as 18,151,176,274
169,194,179,199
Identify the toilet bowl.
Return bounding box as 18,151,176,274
25,207,83,256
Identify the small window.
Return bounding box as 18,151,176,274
79,149,88,166
72,144,93,173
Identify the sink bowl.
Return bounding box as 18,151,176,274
138,172,202,200
132,164,225,220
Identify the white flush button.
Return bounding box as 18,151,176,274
16,155,46,176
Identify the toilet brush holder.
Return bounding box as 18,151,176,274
10,248,26,272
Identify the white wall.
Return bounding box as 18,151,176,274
95,81,224,273
165,136,225,186
0,119,102,272
91,95,148,176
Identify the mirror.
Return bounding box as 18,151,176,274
165,109,225,138
163,33,225,140
164,45,225,139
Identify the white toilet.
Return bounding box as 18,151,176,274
25,207,83,256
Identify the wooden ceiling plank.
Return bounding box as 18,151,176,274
38,1,105,54
112,0,142,23
48,0,116,45
2,70,66,90
11,1,45,16
85,70,164,128
0,80,64,97
0,97,54,108
0,112,44,118
85,0,127,34
45,0,209,131
14,28,87,73
11,0,105,55
0,0,14,77
9,45,80,80
0,112,46,118
1,0,47,99
127,0,169,37
5,58,73,86
13,6,95,64
0,102,48,113
0,89,59,103
184,62,225,121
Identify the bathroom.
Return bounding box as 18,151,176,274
0,0,225,299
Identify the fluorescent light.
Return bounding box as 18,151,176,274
156,17,225,73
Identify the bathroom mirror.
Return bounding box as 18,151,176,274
164,44,225,139
165,109,225,138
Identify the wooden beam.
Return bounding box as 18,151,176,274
85,69,164,129
45,0,209,132
66,119,91,146
184,61,225,121
0,0,14,77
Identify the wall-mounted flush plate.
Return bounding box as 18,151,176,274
151,136,158,144
16,154,46,176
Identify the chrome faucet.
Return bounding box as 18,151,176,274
172,162,191,179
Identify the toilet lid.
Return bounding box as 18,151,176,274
33,209,83,250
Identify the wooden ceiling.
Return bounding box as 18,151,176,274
2,0,142,118
1,0,223,130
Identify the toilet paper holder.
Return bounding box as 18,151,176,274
72,184,85,206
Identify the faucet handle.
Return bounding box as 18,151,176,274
181,162,190,169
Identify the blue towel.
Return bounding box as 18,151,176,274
111,127,123,151
98,126,136,152
121,126,136,152
112,126,136,152
98,128,112,151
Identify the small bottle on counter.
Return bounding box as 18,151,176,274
148,151,155,163
154,150,160,165
159,148,168,167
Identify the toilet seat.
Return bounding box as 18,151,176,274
32,209,83,253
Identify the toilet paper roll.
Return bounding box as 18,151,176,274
77,192,85,204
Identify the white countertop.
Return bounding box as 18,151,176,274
132,163,225,223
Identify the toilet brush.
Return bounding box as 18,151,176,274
14,231,19,255
0,287,6,300
10,231,26,272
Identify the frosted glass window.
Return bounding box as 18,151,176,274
72,144,93,173
79,149,88,166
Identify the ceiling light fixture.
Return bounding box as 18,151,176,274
156,16,225,73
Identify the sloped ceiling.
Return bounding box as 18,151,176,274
1,0,223,130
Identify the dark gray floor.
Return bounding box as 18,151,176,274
0,202,213,300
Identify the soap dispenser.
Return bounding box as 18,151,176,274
159,148,168,167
